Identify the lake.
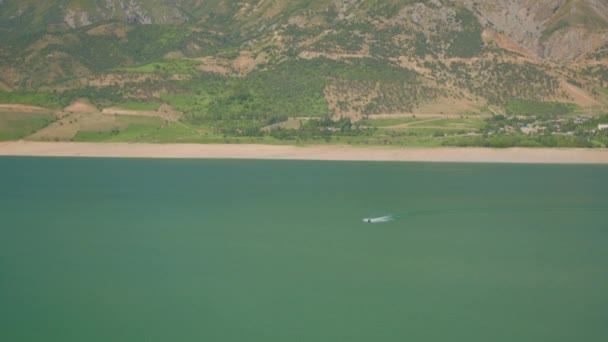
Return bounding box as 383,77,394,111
1,157,607,341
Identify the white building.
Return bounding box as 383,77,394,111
599,124,608,130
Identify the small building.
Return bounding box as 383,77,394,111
521,125,546,135
520,126,537,135
599,124,608,130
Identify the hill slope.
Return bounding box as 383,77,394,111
0,0,607,124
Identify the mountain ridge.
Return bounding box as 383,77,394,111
2,0,607,60
0,0,607,121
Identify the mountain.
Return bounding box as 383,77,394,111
463,0,608,61
2,0,606,58
0,0,197,29
0,0,607,123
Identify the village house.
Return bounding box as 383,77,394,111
599,124,608,130
521,125,545,135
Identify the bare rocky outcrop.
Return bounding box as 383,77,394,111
460,0,608,61
1,0,606,62
1,0,607,115
64,9,94,28
540,29,608,61
0,0,191,28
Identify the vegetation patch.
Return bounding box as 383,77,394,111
311,31,365,53
0,90,65,109
113,101,162,111
162,58,424,133
0,111,55,140
134,122,210,143
409,118,486,129
445,8,484,58
0,87,132,110
72,129,119,142
116,60,201,75
540,20,569,41
73,116,162,142
68,24,193,71
363,118,422,127
505,99,578,118
442,134,593,148
447,62,560,106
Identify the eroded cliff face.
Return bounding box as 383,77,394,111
461,0,608,61
1,0,607,61
0,0,606,115
0,0,191,29
539,0,608,61
540,28,607,61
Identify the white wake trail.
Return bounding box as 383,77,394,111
362,215,394,224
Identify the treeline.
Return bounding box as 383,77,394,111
0,90,67,109
442,134,594,148
163,57,422,131
162,63,329,130
0,85,146,110
422,60,561,106
0,24,195,86
268,117,372,141
364,8,483,59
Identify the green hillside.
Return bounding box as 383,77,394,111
0,0,607,147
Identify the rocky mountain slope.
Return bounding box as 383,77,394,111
0,0,607,121
2,0,606,59
463,0,608,61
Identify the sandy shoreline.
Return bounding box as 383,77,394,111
1,141,608,164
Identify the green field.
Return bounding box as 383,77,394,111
366,117,485,129
69,117,449,146
364,118,423,127
0,111,55,140
73,116,163,142
505,99,579,118
409,118,486,129
0,91,65,110
113,102,162,111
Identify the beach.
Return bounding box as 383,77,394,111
1,141,607,163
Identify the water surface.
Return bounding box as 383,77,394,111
1,157,607,341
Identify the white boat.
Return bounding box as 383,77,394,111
362,215,393,224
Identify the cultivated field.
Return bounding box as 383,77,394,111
0,106,55,141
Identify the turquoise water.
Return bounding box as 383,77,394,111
1,157,607,341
